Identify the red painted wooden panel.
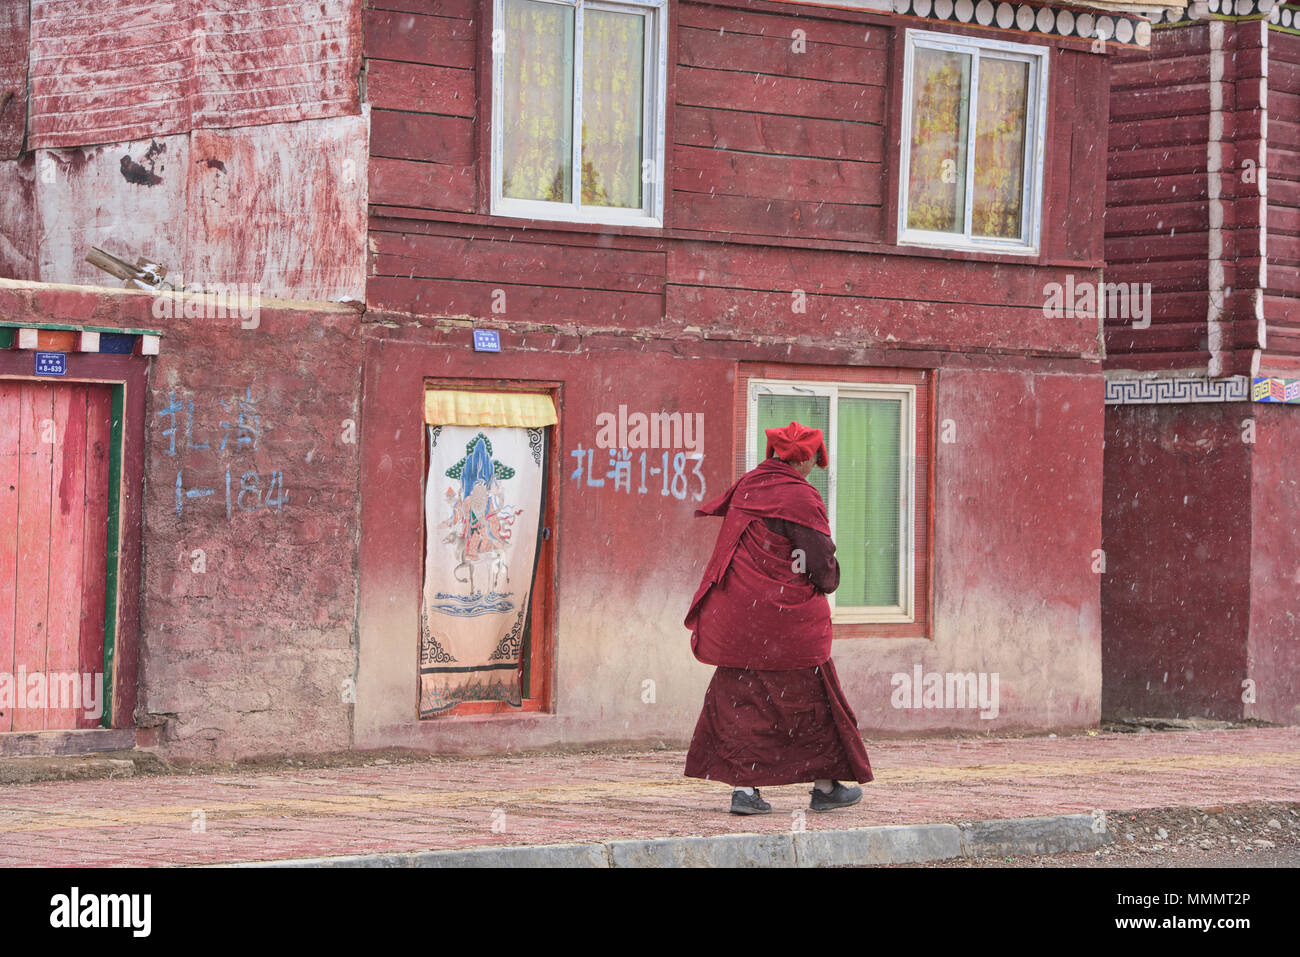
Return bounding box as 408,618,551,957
676,2,886,51
1109,114,1207,153
370,0,477,17
668,240,1062,305
1067,50,1109,263
78,387,111,729
13,383,53,732
367,276,664,328
1111,54,1210,91
369,156,477,213
366,59,476,117
1105,201,1209,237
0,382,18,732
364,9,476,69
674,193,881,241
667,285,1099,355
370,231,666,293
676,66,884,122
1106,232,1214,266
28,0,363,149
1111,84,1212,124
1273,59,1300,96
1106,172,1208,207
1108,145,1206,179
677,25,886,86
371,111,476,165
674,106,883,163
1105,323,1207,354
45,386,87,730
673,144,881,206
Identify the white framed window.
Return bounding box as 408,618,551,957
745,379,917,624
491,0,668,227
897,30,1049,255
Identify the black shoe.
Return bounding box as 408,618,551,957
730,788,772,815
809,781,862,812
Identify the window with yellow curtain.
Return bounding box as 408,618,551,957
900,31,1047,254
493,0,665,226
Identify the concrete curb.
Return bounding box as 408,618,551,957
232,813,1112,868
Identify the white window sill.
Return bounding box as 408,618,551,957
491,201,662,230
898,233,1039,258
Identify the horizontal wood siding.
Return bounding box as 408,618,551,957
1267,29,1300,354
1104,24,1213,372
366,0,479,214
366,0,1109,360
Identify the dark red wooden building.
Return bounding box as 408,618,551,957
0,0,1180,759
1103,0,1299,724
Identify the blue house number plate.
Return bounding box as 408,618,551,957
472,330,501,353
34,351,67,376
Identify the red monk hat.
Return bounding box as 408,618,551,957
765,421,828,467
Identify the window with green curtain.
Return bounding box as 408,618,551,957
752,387,908,614
835,397,901,607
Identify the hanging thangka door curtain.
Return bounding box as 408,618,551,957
420,389,556,717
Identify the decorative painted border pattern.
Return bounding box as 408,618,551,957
891,0,1153,46
1268,2,1300,31
1153,0,1288,25
0,322,161,356
1105,375,1250,404
1252,377,1300,403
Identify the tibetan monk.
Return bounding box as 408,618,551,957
684,421,874,814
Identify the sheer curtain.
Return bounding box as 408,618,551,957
906,49,970,233
972,58,1030,239
582,8,645,208
501,0,574,202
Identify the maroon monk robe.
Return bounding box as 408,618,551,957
684,457,874,787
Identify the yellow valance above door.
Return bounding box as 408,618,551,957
424,389,558,428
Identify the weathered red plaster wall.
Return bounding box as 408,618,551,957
355,318,1106,752
1246,403,1300,726
0,281,364,759
1101,402,1253,719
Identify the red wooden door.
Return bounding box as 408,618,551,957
0,380,113,732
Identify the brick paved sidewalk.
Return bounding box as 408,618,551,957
1,727,1296,866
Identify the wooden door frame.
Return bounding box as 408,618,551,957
0,352,147,729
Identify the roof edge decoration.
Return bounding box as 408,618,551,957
890,0,1156,46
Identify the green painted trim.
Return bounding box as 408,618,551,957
101,385,125,728
0,321,163,337
1271,24,1300,33
0,328,12,349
